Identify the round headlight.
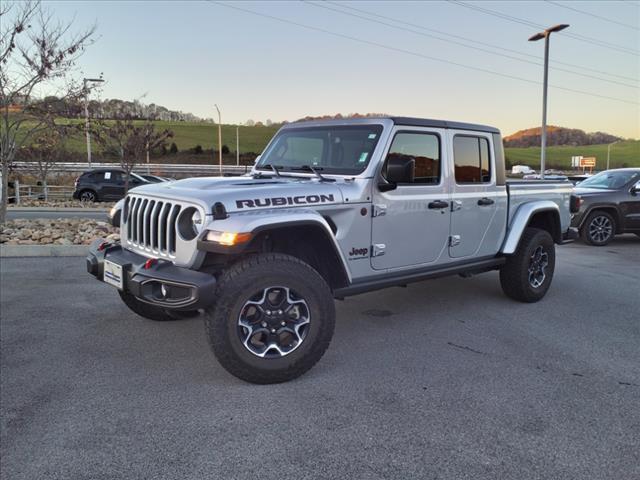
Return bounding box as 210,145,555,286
177,207,203,241
191,209,202,229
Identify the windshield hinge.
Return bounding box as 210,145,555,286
372,204,387,217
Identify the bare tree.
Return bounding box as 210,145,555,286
94,117,172,192
0,1,95,222
20,128,69,198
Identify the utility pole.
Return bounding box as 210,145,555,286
214,104,222,176
83,77,105,168
607,140,621,170
236,125,240,166
528,24,569,180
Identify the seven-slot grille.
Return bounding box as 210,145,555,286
124,195,184,257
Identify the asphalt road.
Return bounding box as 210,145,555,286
6,211,108,221
2,236,639,480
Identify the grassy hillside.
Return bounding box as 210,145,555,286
505,140,639,169
56,119,279,155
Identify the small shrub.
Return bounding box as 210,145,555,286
192,145,203,154
221,144,230,155
169,142,178,154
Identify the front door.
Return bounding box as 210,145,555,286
371,128,451,270
448,131,503,259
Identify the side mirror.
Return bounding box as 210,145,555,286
631,181,640,196
379,156,415,191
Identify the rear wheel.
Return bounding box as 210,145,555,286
118,291,199,321
500,227,556,303
79,189,98,202
204,253,335,384
581,210,616,246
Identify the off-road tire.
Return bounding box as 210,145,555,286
204,253,335,384
500,227,556,303
580,210,616,246
79,189,98,202
119,291,199,321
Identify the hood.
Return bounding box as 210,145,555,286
129,175,344,214
573,187,616,196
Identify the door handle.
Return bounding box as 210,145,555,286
428,200,449,209
477,197,495,206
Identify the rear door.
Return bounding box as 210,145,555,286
101,170,125,199
448,131,505,258
371,127,451,270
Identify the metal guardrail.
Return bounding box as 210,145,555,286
9,182,75,204
12,162,253,176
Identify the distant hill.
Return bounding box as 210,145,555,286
504,126,621,148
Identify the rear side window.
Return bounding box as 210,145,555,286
453,135,491,184
102,171,123,182
385,132,440,184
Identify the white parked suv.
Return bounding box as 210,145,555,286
87,117,578,383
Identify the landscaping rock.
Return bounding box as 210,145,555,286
0,218,119,246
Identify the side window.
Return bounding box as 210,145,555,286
453,135,492,184
385,132,440,184
103,171,122,183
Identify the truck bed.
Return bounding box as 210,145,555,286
506,180,574,234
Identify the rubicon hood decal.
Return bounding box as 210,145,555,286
236,194,335,209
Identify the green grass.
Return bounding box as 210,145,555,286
505,140,640,170
48,119,279,155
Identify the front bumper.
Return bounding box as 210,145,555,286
86,239,216,310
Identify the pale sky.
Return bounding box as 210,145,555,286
49,0,640,137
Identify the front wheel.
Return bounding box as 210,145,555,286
204,253,335,384
581,210,616,246
500,227,556,303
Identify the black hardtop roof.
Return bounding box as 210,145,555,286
288,116,500,134
390,117,500,134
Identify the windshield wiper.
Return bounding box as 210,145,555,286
254,163,282,178
290,165,335,182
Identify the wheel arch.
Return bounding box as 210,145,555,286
199,209,351,291
578,205,622,233
501,201,561,255
246,221,350,291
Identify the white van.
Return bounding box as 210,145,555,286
511,165,536,175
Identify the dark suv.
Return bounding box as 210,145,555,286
571,168,640,245
73,169,149,202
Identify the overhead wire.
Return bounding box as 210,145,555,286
305,0,637,89
207,1,639,106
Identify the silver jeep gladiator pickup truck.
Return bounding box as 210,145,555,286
87,117,578,383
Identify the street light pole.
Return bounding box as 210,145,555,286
236,125,240,166
214,104,222,176
528,24,569,180
83,77,105,168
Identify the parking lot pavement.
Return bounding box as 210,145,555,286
1,236,639,480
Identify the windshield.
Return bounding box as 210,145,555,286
578,170,639,189
257,125,384,175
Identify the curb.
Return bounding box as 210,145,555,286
8,207,110,213
0,244,89,257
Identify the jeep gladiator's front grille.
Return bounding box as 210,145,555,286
123,195,182,257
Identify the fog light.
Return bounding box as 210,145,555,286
161,284,168,298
